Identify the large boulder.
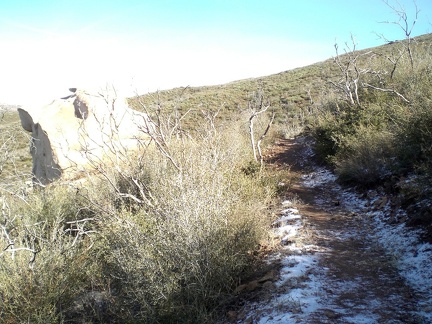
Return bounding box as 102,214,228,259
18,88,154,185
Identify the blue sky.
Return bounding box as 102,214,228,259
0,0,430,105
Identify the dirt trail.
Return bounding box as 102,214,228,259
238,137,427,323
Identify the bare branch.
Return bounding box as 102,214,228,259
248,89,272,164
331,36,368,105
257,111,276,167
363,83,410,102
380,0,420,68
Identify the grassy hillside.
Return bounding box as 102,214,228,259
0,32,431,322
128,59,330,132
0,109,32,186
131,32,432,239
4,33,431,181
130,33,432,129
131,33,432,170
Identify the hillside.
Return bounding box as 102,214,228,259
3,33,432,181
130,33,432,128
132,33,432,237
0,32,431,323
0,103,21,111
0,109,32,186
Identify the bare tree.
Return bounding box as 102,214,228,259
329,35,372,106
330,34,410,106
135,89,192,172
248,89,275,167
379,0,420,69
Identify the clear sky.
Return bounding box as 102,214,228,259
0,0,430,106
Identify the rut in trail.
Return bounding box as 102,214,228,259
238,136,430,324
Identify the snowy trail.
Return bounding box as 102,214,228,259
238,137,432,323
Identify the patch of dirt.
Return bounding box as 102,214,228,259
231,137,427,323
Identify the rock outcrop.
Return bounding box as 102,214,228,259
18,88,154,185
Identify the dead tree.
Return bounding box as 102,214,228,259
329,35,373,106
248,90,274,167
379,0,420,69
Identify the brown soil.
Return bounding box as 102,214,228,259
236,137,425,323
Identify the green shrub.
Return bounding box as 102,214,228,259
309,101,360,163
90,121,274,322
332,127,397,186
397,102,432,176
0,114,275,323
309,38,432,189
0,187,102,323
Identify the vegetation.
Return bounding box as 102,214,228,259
0,12,431,320
0,100,279,322
310,34,432,187
130,32,432,194
0,109,32,187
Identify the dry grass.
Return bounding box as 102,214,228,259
0,109,277,323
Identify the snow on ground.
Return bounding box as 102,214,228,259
243,165,432,323
303,166,432,316
245,200,327,323
329,175,432,321
308,166,432,321
369,204,432,320
260,253,324,323
301,168,337,188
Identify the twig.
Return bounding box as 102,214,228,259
363,83,410,102
257,111,276,168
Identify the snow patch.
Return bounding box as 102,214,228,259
272,206,303,243
369,209,432,319
253,254,325,323
301,167,337,188
335,188,432,319
244,198,327,322
243,155,432,322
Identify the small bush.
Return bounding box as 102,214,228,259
396,101,432,178
332,127,396,186
309,101,358,163
0,187,102,323
309,37,432,189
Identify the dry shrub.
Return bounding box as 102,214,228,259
0,113,276,323
0,187,103,323
332,127,396,186
88,118,274,322
309,36,432,189
392,48,432,175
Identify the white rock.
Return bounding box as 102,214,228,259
18,88,154,185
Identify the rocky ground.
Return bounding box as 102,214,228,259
228,136,432,323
